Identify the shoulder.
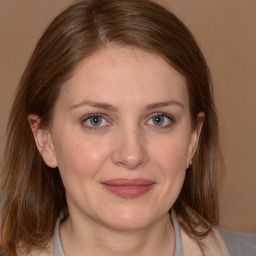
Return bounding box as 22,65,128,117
173,208,230,256
17,241,53,256
180,224,230,256
218,228,256,256
17,249,52,256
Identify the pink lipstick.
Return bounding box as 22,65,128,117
100,179,156,199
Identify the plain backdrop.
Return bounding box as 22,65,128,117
0,0,255,233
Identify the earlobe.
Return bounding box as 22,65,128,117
187,112,205,168
28,114,58,168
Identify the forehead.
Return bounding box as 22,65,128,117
56,46,189,110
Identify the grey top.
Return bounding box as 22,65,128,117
218,228,256,256
52,213,256,256
53,218,65,256
53,211,183,256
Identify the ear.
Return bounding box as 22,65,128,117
187,112,205,168
28,114,58,168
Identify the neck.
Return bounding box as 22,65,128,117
60,213,175,256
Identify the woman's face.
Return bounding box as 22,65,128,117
33,47,203,231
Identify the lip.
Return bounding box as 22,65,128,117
100,179,156,199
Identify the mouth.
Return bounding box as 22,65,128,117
100,178,156,199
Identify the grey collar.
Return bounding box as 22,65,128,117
53,211,183,256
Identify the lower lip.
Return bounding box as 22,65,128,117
101,184,155,199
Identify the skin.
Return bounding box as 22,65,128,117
29,47,204,256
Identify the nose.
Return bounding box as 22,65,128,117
111,128,149,170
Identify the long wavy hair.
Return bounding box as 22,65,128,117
0,0,224,254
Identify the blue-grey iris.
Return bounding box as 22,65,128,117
152,115,164,125
89,116,103,126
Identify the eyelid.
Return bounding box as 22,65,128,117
81,113,112,129
147,112,174,120
80,112,175,130
146,112,175,127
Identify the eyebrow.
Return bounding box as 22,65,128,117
70,101,118,111
146,101,184,110
69,100,184,111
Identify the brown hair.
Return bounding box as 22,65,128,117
0,0,224,254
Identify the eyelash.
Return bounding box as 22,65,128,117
81,113,175,130
81,114,111,130
147,112,175,129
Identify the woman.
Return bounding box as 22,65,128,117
0,0,229,255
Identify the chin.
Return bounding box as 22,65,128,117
99,207,161,231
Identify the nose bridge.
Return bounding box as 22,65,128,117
112,123,149,170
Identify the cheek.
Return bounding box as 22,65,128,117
53,132,110,179
146,136,189,212
150,134,191,174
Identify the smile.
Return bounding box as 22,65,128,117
100,179,156,199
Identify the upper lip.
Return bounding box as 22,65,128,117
101,178,156,186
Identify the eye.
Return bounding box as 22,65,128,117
147,113,174,127
82,114,110,128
